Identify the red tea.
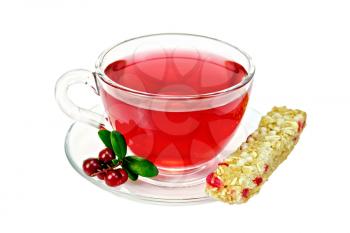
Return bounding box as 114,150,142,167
100,50,249,169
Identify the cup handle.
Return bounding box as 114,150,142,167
55,69,106,128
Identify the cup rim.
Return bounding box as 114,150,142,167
95,33,255,100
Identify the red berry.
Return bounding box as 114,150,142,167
293,136,299,143
253,177,263,186
99,125,106,131
242,188,250,198
264,164,269,173
105,169,128,187
98,148,115,163
206,173,223,188
297,120,305,133
97,172,106,180
218,162,229,167
82,158,102,176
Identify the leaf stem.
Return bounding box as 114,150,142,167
91,160,122,177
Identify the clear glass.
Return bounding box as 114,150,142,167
95,33,255,99
55,33,255,187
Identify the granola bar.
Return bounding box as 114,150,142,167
206,106,306,204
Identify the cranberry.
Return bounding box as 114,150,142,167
97,172,106,180
99,125,107,131
82,158,102,176
253,177,263,186
218,162,229,167
206,173,223,188
105,169,128,187
98,148,115,163
264,164,269,173
297,120,305,133
242,188,250,198
293,136,299,143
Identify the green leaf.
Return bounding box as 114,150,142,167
110,131,127,161
124,156,158,177
122,163,139,181
98,130,112,149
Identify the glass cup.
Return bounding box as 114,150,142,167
55,33,255,182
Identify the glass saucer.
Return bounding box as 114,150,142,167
64,106,261,205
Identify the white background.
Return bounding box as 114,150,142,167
1,0,349,232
